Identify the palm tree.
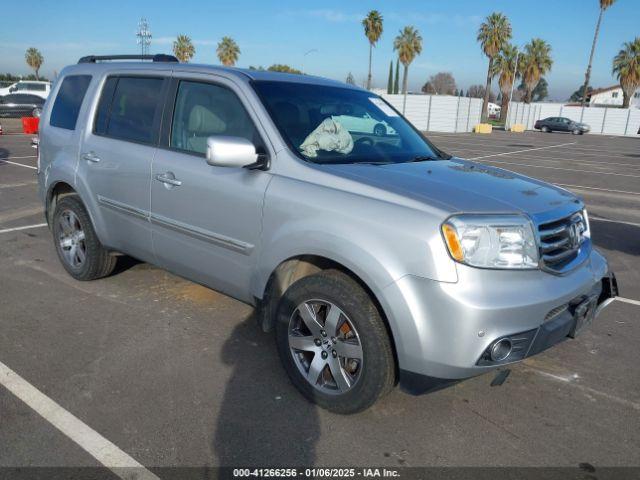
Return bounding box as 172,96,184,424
491,44,519,122
25,48,44,80
477,13,512,122
612,37,640,108
580,0,617,106
217,36,240,66
173,35,195,63
362,10,383,90
393,26,422,102
520,38,553,103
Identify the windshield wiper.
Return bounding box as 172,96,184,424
405,155,440,163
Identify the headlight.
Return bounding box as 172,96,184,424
442,214,539,269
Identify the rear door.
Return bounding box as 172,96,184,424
150,73,272,302
78,73,168,262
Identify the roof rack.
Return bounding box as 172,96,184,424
78,54,178,64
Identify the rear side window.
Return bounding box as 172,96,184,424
93,76,163,145
50,75,92,130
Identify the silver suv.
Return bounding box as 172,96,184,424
38,55,617,413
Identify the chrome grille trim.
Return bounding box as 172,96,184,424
537,211,588,273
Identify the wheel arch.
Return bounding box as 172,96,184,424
255,253,400,381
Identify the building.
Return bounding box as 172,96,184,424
588,85,640,108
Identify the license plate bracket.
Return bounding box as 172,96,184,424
568,295,599,338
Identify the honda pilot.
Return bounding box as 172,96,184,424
37,55,617,413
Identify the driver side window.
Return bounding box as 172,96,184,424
170,81,258,156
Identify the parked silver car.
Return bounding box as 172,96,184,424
37,55,617,413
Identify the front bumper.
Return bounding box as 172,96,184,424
379,248,616,393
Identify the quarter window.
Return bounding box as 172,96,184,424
50,75,92,130
170,80,258,155
94,76,164,145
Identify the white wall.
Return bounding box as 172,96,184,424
507,101,640,136
381,94,483,133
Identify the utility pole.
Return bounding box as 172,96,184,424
136,18,152,58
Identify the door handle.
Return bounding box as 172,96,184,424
81,151,101,163
155,173,182,187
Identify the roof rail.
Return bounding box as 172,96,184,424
77,54,179,64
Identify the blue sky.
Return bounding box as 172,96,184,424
1,0,638,99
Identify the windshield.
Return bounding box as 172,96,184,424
252,81,446,164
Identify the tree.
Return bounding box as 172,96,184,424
532,77,549,101
612,37,640,108
362,10,383,90
173,35,195,63
217,36,240,66
520,38,553,103
393,59,400,94
569,85,592,102
580,0,617,107
346,72,356,85
387,61,393,94
459,89,464,97
25,48,44,80
268,64,302,74
477,13,512,122
393,26,423,95
421,82,436,94
422,72,456,95
491,43,519,122
468,84,495,101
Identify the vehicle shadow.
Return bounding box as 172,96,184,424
212,313,320,469
591,218,640,257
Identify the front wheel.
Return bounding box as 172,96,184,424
275,270,395,414
572,128,581,135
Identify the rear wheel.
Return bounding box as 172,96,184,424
52,195,116,281
275,270,395,414
541,126,550,133
373,123,387,136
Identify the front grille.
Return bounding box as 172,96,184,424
538,212,586,273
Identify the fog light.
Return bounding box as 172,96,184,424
490,339,513,362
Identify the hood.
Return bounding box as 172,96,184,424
322,158,582,217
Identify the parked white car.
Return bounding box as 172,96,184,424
332,110,396,136
0,81,51,99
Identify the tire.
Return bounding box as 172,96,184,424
52,195,117,281
572,129,581,135
275,270,395,414
373,124,387,136
541,126,550,133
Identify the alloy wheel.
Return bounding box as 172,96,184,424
288,299,363,395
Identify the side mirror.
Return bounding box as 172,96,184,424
9,87,16,93
206,136,269,170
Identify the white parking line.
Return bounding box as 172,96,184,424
617,297,640,307
0,159,37,170
0,361,159,480
485,160,640,178
555,183,640,196
525,366,640,411
469,142,576,160
0,223,47,234
0,155,37,159
589,216,640,228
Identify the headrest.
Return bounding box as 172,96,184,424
274,101,300,125
187,105,226,134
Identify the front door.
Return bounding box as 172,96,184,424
150,75,272,302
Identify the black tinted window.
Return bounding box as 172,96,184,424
94,77,118,135
97,76,163,144
50,75,92,130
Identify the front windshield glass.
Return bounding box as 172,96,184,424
252,81,445,164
